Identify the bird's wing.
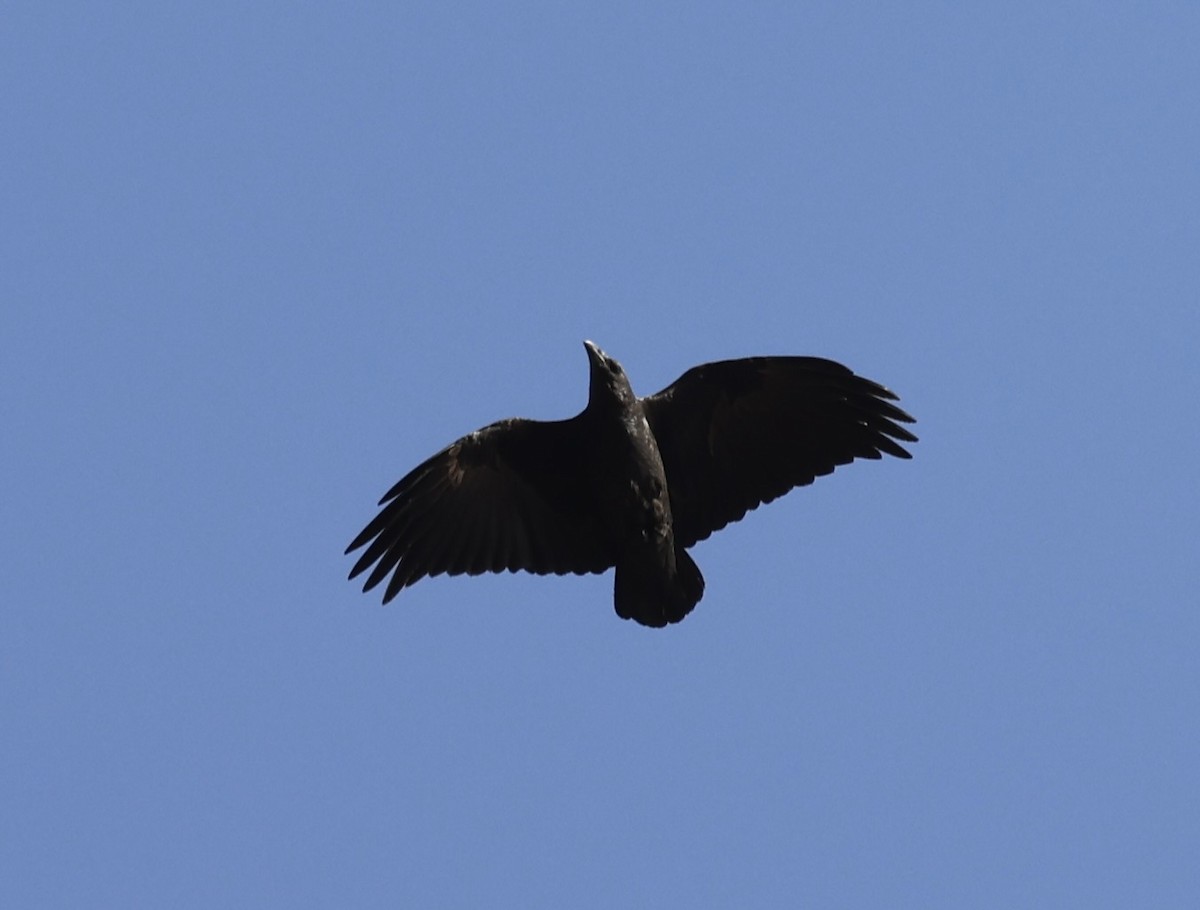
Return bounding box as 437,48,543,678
640,357,917,548
346,417,615,603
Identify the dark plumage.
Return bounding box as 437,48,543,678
346,341,916,627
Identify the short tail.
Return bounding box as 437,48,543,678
613,545,705,628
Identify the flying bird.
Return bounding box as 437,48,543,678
346,342,916,627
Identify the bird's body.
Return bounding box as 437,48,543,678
347,341,915,627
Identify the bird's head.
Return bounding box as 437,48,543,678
584,340,636,410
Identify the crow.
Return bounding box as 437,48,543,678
346,341,916,627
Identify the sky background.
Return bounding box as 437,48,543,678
4,2,1198,907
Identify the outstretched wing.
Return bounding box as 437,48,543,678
346,417,615,603
641,357,916,548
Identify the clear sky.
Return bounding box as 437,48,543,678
4,2,1198,907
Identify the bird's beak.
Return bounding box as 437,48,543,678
583,340,603,367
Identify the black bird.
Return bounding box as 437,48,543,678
346,341,916,627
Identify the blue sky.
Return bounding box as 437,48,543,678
4,2,1198,906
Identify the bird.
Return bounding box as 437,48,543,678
346,341,916,627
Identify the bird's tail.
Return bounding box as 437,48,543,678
614,544,705,628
